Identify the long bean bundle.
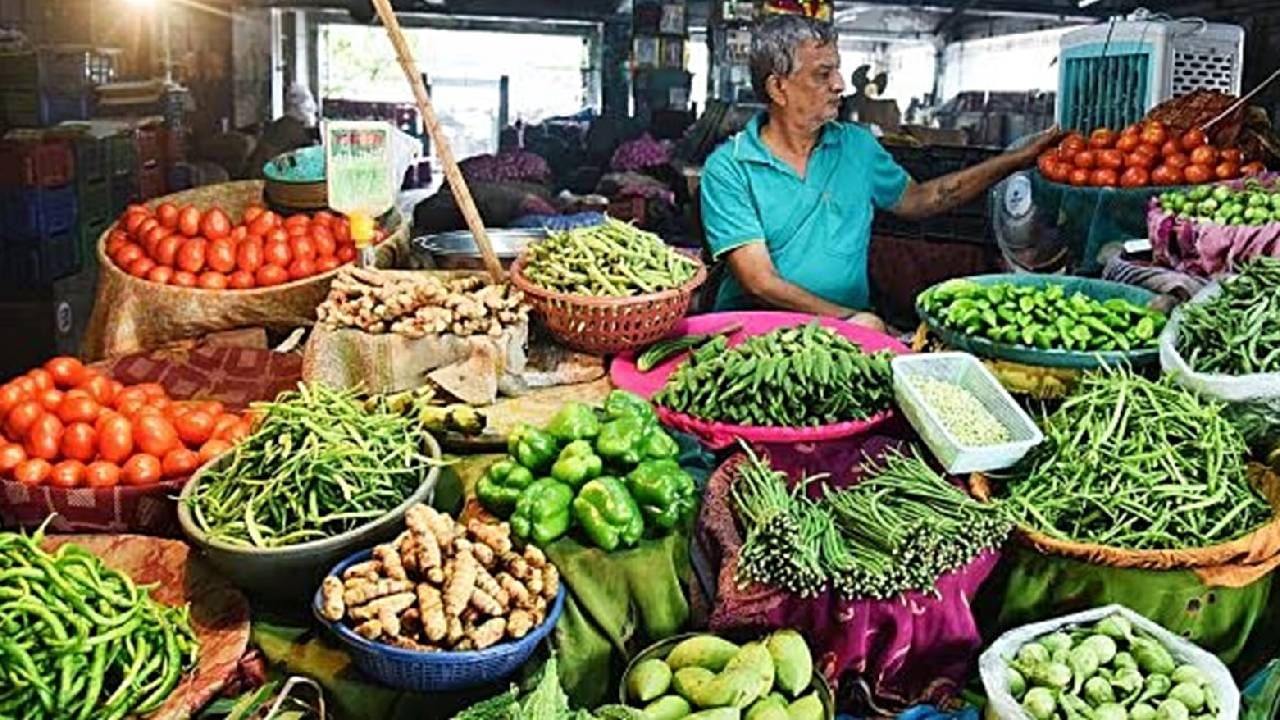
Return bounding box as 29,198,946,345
521,217,699,297
188,383,434,548
0,528,199,720
731,445,1009,600
1179,256,1280,375
1004,368,1272,549
655,322,893,427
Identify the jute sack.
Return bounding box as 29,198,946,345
972,466,1280,587
82,181,410,360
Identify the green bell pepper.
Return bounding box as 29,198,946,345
603,389,657,425
550,440,603,488
641,426,679,460
573,476,644,551
626,459,695,530
546,402,600,444
511,478,575,545
508,424,558,473
475,458,536,516
595,416,646,467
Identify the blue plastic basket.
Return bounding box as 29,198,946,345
4,185,77,239
313,548,565,692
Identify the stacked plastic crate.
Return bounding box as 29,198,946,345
136,122,166,200
73,132,113,267
0,49,95,132
0,137,80,286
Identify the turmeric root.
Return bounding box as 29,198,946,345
373,543,407,581
343,578,414,606
320,576,346,621
474,567,509,609
467,520,512,556
506,609,534,639
446,616,464,646
443,550,479,617
523,544,548,569
540,565,560,600
377,605,402,637
349,591,416,621
471,541,495,569
417,584,447,643
470,589,504,616
354,619,384,640
470,618,507,650
342,560,382,581
498,572,532,609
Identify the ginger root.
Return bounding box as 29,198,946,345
320,576,346,621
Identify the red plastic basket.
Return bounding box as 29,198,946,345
0,140,74,189
135,124,164,166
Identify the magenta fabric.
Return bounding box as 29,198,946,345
1149,174,1280,276
610,312,910,450
697,432,1001,715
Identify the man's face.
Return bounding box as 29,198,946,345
769,40,845,128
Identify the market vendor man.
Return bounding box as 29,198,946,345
701,15,1062,329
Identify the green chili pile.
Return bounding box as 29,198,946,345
188,383,434,548
654,322,893,427
732,445,1010,600
1178,256,1280,375
920,280,1165,352
0,528,199,720
520,217,699,297
1003,368,1272,550
910,376,1012,447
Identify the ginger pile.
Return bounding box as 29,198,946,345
320,505,559,652
317,267,528,338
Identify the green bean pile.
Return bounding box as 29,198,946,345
188,383,434,548
1179,256,1280,375
655,322,893,427
521,217,699,297
732,445,1010,600
0,529,199,720
911,376,1011,447
1004,368,1273,549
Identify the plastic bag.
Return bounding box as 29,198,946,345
979,604,1240,720
1160,281,1280,402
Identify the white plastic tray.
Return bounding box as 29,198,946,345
892,352,1042,474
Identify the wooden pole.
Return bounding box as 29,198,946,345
369,0,504,283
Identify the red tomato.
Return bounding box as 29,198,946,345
1120,123,1141,138
176,239,207,273
221,420,253,444
1097,149,1124,170
290,236,316,261
284,214,310,229
1242,161,1267,177
44,357,86,388
11,377,36,397
57,395,99,424
286,222,309,238
136,218,160,241
263,239,292,267
79,375,116,406
211,414,242,441
333,220,351,244
1179,128,1207,152
0,383,25,418
200,208,232,240
1216,161,1241,180
84,461,121,488
198,439,233,463
156,202,180,230
336,245,356,263
1115,134,1140,153
1040,152,1061,176
14,458,51,486
311,227,336,257
1189,145,1219,167
249,212,277,236
228,270,256,289
135,383,168,402
178,206,202,237
1066,167,1088,186
287,257,316,280
242,205,266,225
1183,164,1214,184
133,414,179,457
153,234,182,267
142,225,169,255
1221,148,1244,165
255,264,289,287
147,266,175,285
236,237,265,273
173,409,215,446
124,211,149,236
38,389,64,413
1090,168,1118,187
266,227,289,245
197,271,228,290
1059,133,1087,156
172,271,198,288
1160,139,1181,158
161,447,201,478
206,239,237,273
60,422,97,462
1140,121,1167,146
26,370,52,393
106,231,128,257
1073,150,1097,169
113,243,144,268
316,256,342,274
25,414,63,460
1165,153,1190,170
0,443,25,473
127,256,156,279
49,460,85,488
1151,164,1183,186
1088,128,1115,149
312,211,334,228
122,454,162,486
97,415,134,463
1125,151,1156,170
230,225,248,241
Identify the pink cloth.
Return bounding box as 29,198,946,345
610,312,909,449
1149,173,1280,276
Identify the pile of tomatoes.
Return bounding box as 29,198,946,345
0,357,255,489
105,203,386,290
1037,121,1266,188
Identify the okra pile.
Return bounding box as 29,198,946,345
732,445,1010,600
1003,368,1272,550
187,383,435,548
920,280,1165,352
1178,256,1280,375
520,217,699,297
654,322,893,428
0,528,199,720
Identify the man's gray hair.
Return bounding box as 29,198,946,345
750,15,838,102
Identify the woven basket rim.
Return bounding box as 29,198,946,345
508,252,707,307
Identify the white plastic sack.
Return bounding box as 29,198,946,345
979,604,1240,720
1160,281,1280,403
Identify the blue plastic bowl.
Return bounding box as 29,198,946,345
313,548,565,692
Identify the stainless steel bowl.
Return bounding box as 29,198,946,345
410,228,545,270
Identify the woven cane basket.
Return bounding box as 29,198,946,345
508,254,706,355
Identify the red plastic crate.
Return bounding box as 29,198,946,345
0,140,74,189
163,127,186,164
135,124,163,166
138,161,166,200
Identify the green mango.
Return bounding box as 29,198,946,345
684,710,741,720
765,631,812,697
628,659,674,704
643,695,692,720
787,693,824,720
744,695,789,720
673,667,716,702
667,636,741,672
689,669,768,709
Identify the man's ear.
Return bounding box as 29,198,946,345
766,75,786,107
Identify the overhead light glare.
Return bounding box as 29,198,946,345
1077,0,1101,7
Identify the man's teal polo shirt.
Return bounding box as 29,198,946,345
700,114,910,311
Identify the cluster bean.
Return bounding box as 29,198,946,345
1179,256,1280,375
520,218,698,297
